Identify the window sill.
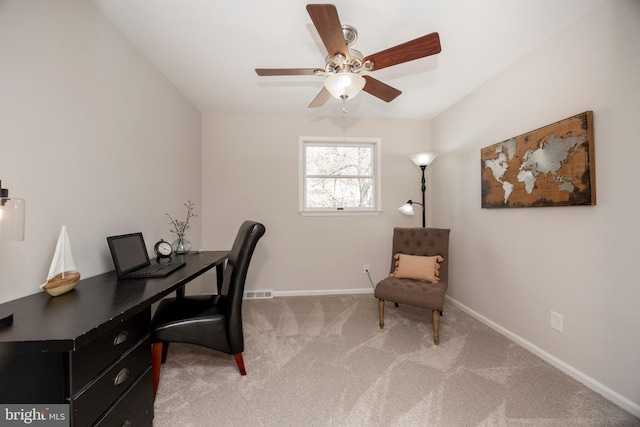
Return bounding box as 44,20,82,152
299,210,382,217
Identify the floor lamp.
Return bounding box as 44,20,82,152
399,152,438,227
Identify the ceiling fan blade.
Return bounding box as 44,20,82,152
306,4,349,58
363,32,441,71
308,87,332,108
362,76,402,102
256,68,322,76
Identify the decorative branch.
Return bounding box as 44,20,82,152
165,201,197,235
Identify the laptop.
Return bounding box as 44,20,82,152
107,232,186,279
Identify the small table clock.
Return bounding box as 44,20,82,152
154,239,173,263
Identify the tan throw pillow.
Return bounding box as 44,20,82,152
390,253,444,283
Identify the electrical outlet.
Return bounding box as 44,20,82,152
550,311,563,332
363,264,369,274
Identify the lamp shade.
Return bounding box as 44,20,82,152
0,197,25,241
410,152,438,167
0,181,25,241
324,72,365,100
398,202,415,216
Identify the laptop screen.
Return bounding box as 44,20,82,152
107,233,150,274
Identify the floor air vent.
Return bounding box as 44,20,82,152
244,290,274,299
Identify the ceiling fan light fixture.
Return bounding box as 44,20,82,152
324,72,365,100
257,5,443,110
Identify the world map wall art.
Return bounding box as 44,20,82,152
481,111,595,208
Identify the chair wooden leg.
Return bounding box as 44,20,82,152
378,299,385,329
234,353,247,376
152,342,163,400
432,310,440,345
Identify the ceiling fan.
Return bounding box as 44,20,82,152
255,4,441,112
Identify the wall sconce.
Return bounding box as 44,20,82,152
398,152,438,227
0,179,26,241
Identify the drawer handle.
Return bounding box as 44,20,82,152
122,421,132,427
113,331,129,346
114,368,129,386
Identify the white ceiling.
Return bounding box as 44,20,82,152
92,0,603,119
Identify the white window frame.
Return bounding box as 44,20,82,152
299,136,382,216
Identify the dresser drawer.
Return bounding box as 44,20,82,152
94,367,154,427
70,308,151,393
71,335,151,427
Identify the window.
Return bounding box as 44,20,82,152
299,136,381,215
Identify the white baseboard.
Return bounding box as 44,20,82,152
445,296,640,418
274,288,374,297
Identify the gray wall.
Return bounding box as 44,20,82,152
0,0,202,302
431,0,640,415
198,113,434,296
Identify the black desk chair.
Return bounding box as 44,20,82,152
151,221,266,397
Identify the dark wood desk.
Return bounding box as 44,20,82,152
0,250,229,426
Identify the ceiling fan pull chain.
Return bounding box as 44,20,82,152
341,96,348,113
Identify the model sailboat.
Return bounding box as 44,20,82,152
40,225,81,296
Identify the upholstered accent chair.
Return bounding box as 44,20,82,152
374,227,450,345
151,220,265,398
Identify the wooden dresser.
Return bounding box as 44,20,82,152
0,251,228,426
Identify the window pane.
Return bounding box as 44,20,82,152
306,146,373,176
299,136,380,214
306,177,373,208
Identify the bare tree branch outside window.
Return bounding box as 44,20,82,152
305,144,375,208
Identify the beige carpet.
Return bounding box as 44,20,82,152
153,294,638,426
